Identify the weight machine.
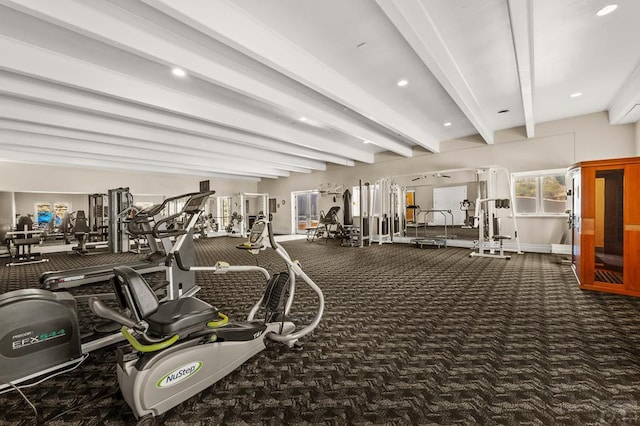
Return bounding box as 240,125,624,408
370,178,404,245
469,167,522,259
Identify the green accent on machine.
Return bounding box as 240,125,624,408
207,312,229,328
121,327,179,353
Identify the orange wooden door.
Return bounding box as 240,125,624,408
406,191,415,222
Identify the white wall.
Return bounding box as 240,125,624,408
259,112,636,247
0,191,14,227
0,162,258,195
0,162,258,227
14,192,87,222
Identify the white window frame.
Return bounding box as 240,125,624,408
512,169,569,217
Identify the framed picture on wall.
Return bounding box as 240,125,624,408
53,202,71,227
34,202,52,228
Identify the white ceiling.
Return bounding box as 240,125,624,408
1,0,638,181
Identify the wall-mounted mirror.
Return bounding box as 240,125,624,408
400,170,479,243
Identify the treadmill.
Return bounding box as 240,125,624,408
40,257,165,290
40,191,213,291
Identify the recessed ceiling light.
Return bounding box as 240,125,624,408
172,68,186,77
570,92,582,98
363,140,371,144
299,117,307,122
596,4,618,16
443,122,452,127
397,79,408,87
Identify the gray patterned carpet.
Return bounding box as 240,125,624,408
2,237,640,425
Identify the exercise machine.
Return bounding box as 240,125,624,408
224,211,243,234
70,210,109,254
460,199,475,228
306,206,341,242
469,167,523,259
88,193,109,242
0,192,222,395
108,187,134,254
0,289,85,394
39,191,215,297
88,217,324,423
370,178,404,244
5,216,48,266
71,189,134,255
411,209,454,249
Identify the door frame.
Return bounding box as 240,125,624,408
291,191,320,234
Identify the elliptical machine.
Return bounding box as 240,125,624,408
88,218,324,423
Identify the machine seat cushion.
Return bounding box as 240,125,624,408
147,297,218,337
492,235,512,241
214,322,268,342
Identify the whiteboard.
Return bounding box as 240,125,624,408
432,186,467,226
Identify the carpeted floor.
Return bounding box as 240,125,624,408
2,237,640,425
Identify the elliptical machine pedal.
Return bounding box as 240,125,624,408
263,272,290,323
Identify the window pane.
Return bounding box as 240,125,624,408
310,193,318,218
515,176,537,214
541,175,567,213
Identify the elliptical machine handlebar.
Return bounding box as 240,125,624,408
166,218,324,344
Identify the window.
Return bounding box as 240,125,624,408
219,197,232,226
513,170,567,215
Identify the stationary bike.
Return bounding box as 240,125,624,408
89,218,324,423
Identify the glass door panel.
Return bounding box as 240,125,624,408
295,192,319,234
594,169,624,284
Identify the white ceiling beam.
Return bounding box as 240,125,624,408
0,101,326,173
609,61,640,124
0,147,261,181
0,119,311,175
0,140,273,180
0,36,374,164
375,0,495,144
0,129,289,178
1,0,413,158
0,96,324,175
0,71,350,167
507,0,535,137
0,116,315,175
141,0,440,153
